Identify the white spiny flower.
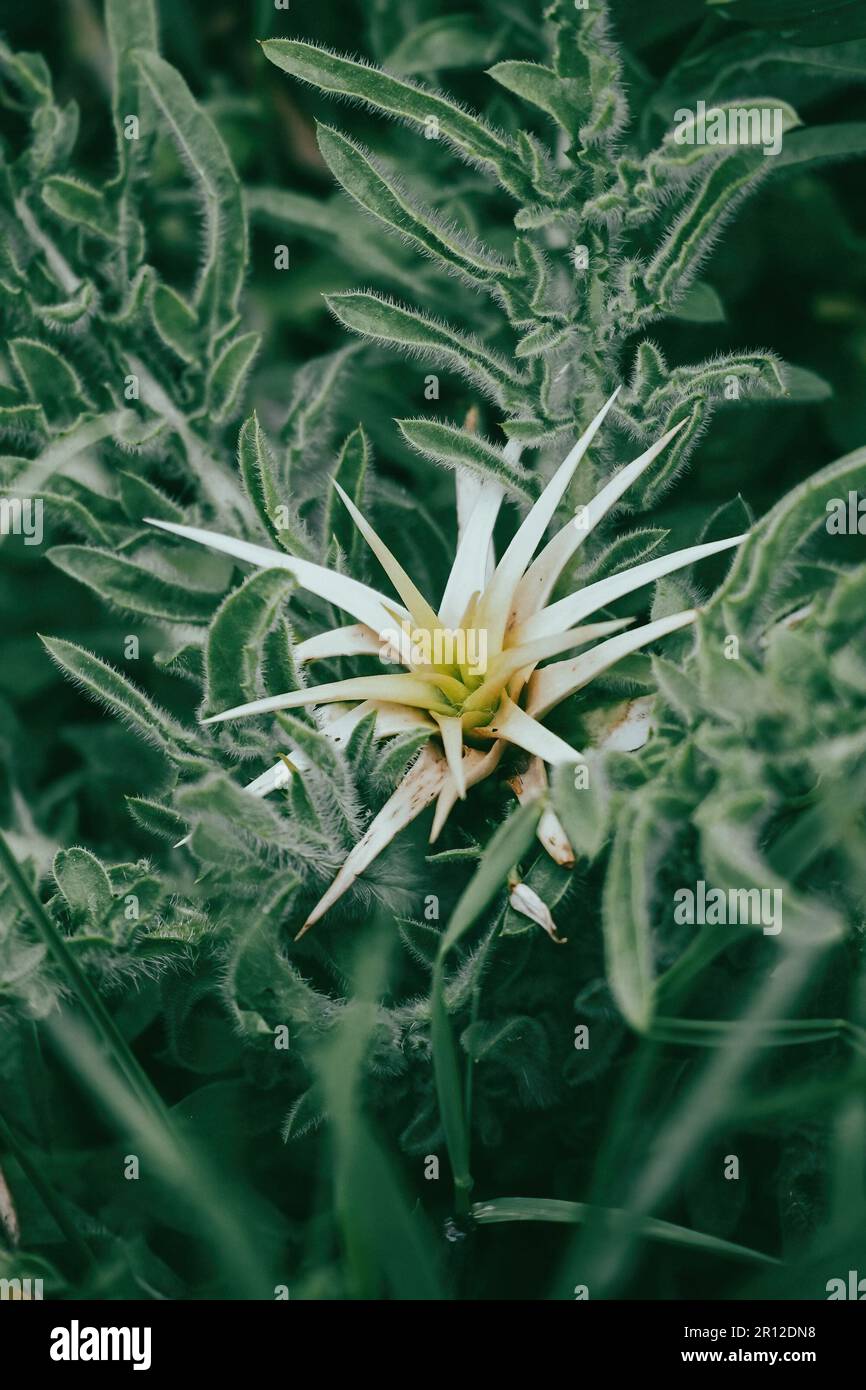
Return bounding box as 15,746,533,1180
147,390,744,933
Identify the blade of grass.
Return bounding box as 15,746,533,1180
473,1196,779,1265
431,798,542,1217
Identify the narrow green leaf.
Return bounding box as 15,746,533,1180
118,471,185,525
643,150,768,307
601,794,657,1032
670,279,725,323
238,413,311,557
551,758,612,862
327,291,525,407
206,331,261,422
125,797,188,843
397,417,532,500
316,125,514,287
41,176,116,240
323,426,370,566
47,546,216,624
132,50,246,341
432,800,543,1211
40,636,200,757
150,282,200,364
9,339,90,428
472,1197,778,1264
261,39,531,199
488,60,585,140
384,15,503,73
204,569,295,714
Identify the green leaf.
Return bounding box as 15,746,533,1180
431,799,543,1210
282,345,359,479
125,797,188,843
150,283,200,364
706,0,866,46
206,331,260,422
778,122,866,168
384,15,504,73
488,60,585,141
551,758,613,862
132,50,246,342
40,636,200,758
323,426,370,567
105,0,158,145
9,339,90,428
118,471,185,525
471,1196,777,1263
237,413,311,557
327,291,525,407
315,125,514,287
601,794,657,1032
52,848,113,923
260,39,532,200
670,280,726,323
41,177,116,240
781,363,833,401
47,546,216,624
642,150,768,308
204,569,295,715
397,418,532,500
712,444,866,632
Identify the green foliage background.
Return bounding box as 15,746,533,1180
1,0,866,1300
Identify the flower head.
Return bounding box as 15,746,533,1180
148,391,743,933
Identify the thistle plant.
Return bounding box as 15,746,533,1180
2,0,866,1306
149,392,743,932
